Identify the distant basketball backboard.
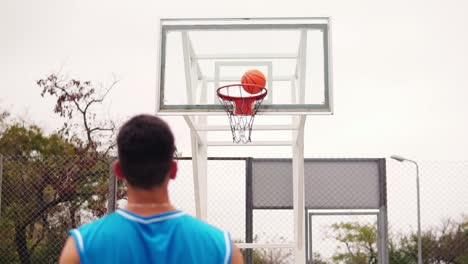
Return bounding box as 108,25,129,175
156,17,333,115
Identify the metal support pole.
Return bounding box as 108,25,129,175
245,158,254,264
410,160,423,264
0,155,3,218
305,209,310,264
378,158,389,264
390,156,422,264
191,129,208,220
107,160,117,213
292,115,306,264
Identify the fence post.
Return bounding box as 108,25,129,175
107,160,117,214
0,155,3,219
378,158,389,264
245,157,253,264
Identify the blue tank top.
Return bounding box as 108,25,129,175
69,209,233,264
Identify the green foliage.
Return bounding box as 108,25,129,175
0,107,10,133
329,217,468,264
0,73,116,263
422,216,468,264
0,124,75,156
388,236,414,264
311,253,330,264
250,248,292,264
0,122,111,263
0,218,19,263
331,222,378,264
237,237,293,264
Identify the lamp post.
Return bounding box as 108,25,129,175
391,155,422,264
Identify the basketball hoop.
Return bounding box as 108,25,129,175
217,84,267,143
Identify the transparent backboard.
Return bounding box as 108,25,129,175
157,17,333,115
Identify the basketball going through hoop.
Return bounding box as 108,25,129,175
217,84,267,143
241,69,266,94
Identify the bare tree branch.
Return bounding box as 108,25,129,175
37,73,118,153
103,142,117,156
84,79,118,113
344,241,354,257
52,83,86,115
89,127,114,133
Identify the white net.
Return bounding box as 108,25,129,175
217,84,267,143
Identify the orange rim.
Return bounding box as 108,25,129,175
216,84,267,101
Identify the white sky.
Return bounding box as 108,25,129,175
2,0,468,160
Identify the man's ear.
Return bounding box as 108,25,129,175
113,160,125,180
168,160,178,180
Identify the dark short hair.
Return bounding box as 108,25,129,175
117,114,176,189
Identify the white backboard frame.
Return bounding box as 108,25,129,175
156,17,333,115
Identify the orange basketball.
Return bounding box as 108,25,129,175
241,69,266,94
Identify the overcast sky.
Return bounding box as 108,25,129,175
2,0,468,160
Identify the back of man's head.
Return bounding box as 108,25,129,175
117,114,175,189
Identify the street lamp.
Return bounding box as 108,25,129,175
391,155,422,264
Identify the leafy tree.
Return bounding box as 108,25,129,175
386,217,467,264
328,217,467,264
0,124,78,263
0,106,9,122
0,105,10,133
310,253,330,264
330,222,378,264
396,216,468,264
0,74,117,264
37,73,117,154
237,236,293,264
250,247,293,264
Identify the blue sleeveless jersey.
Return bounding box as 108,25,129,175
69,209,232,264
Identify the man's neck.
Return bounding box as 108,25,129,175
124,185,176,216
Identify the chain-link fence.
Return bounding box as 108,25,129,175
0,155,112,264
306,160,468,264
1,155,467,263
386,160,467,264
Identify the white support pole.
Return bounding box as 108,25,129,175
214,63,220,98
190,127,208,221
198,124,300,131
183,33,208,221
207,141,294,147
206,75,293,82
298,30,308,104
190,54,200,102
195,79,208,220
236,243,295,249
293,116,307,145
183,116,205,145
294,34,303,79
189,42,203,80
292,115,306,264
182,32,195,103
291,79,297,104
201,78,208,106
195,53,298,60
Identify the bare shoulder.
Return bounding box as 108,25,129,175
59,236,80,264
231,242,244,264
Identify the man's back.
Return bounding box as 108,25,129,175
68,209,232,264
60,115,243,263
